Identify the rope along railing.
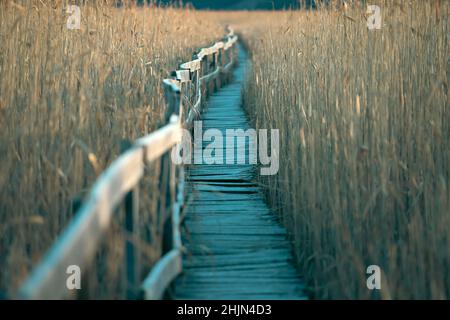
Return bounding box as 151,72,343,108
18,27,238,300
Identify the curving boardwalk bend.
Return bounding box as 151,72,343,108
174,45,307,300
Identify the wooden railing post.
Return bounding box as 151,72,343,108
219,46,228,85
124,184,139,299
121,140,140,299
161,154,173,255
204,54,211,98
160,84,181,256
220,44,225,67
213,51,220,91
196,67,201,117
229,46,233,66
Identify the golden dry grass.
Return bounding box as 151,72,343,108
241,1,449,299
0,1,223,297
1,0,448,300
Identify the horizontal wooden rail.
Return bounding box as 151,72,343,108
18,26,239,300
179,59,201,71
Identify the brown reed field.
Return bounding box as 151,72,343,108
240,1,449,299
0,0,223,297
1,0,448,300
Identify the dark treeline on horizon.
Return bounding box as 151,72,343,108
134,0,319,10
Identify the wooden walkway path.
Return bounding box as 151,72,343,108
174,45,307,300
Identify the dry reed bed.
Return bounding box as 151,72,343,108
0,1,222,297
241,2,449,299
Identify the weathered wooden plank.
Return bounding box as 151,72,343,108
176,291,306,300
186,246,292,258
135,118,181,163
177,294,307,300
175,286,307,296
184,255,293,267
175,283,306,293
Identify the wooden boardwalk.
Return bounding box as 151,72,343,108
174,45,307,300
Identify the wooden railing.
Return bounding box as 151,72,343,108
18,27,238,300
